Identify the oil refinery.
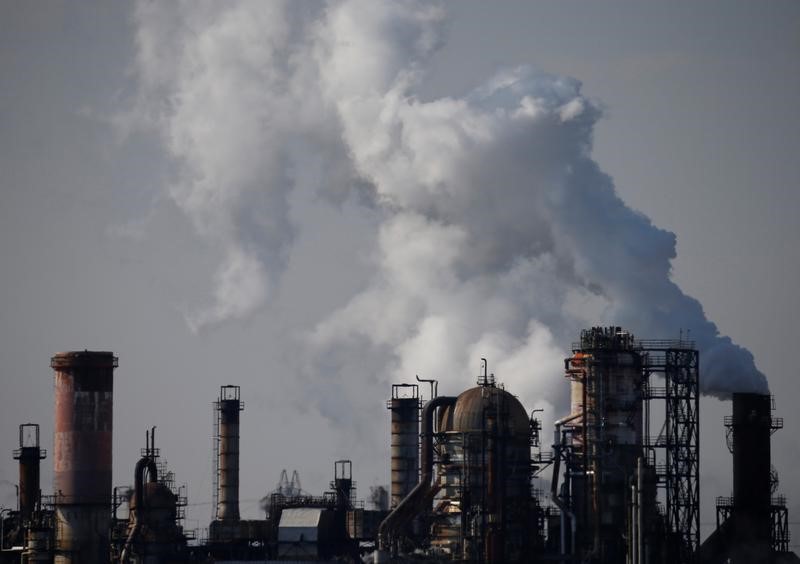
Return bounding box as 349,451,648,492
0,327,797,563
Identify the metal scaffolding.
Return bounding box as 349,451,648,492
642,341,700,563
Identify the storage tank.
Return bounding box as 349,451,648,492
51,350,117,564
435,381,532,563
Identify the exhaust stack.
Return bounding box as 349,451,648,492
729,393,774,562
215,385,244,521
14,423,46,523
700,392,789,563
387,384,420,509
51,350,117,564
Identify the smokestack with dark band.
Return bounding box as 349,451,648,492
215,385,244,522
51,350,116,564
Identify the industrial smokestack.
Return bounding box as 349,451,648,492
698,392,790,563
387,384,420,509
215,385,243,521
51,350,117,564
14,423,46,523
729,392,773,563
333,459,353,510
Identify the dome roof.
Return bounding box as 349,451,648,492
449,385,530,435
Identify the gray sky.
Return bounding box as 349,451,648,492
1,0,798,545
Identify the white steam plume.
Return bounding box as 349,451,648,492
130,0,767,435
130,1,355,330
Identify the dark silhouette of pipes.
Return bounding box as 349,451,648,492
120,455,158,563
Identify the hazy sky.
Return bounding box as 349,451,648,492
1,1,798,545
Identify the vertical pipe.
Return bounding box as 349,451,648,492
636,457,643,564
552,413,580,557
216,385,243,521
51,350,117,564
582,369,591,551
629,481,636,564
485,414,498,564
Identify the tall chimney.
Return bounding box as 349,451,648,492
14,423,46,523
215,385,243,521
51,350,117,564
387,384,420,509
730,392,773,563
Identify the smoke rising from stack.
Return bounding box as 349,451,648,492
128,0,767,427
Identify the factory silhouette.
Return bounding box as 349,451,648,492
1,327,797,563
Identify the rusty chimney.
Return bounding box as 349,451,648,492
14,423,46,523
387,384,420,509
51,350,117,564
215,385,243,521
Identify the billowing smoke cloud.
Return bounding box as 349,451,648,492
130,1,357,330
129,0,767,436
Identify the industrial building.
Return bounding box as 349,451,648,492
0,328,797,563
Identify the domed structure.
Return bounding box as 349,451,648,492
449,385,531,435
433,383,534,562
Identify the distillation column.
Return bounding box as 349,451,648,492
557,327,644,561
51,350,117,564
215,385,244,521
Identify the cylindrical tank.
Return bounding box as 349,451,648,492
14,423,46,523
51,350,116,564
438,384,532,563
216,385,243,521
388,384,420,509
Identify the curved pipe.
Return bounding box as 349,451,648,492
415,375,438,399
551,413,581,556
121,457,158,563
377,395,456,557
